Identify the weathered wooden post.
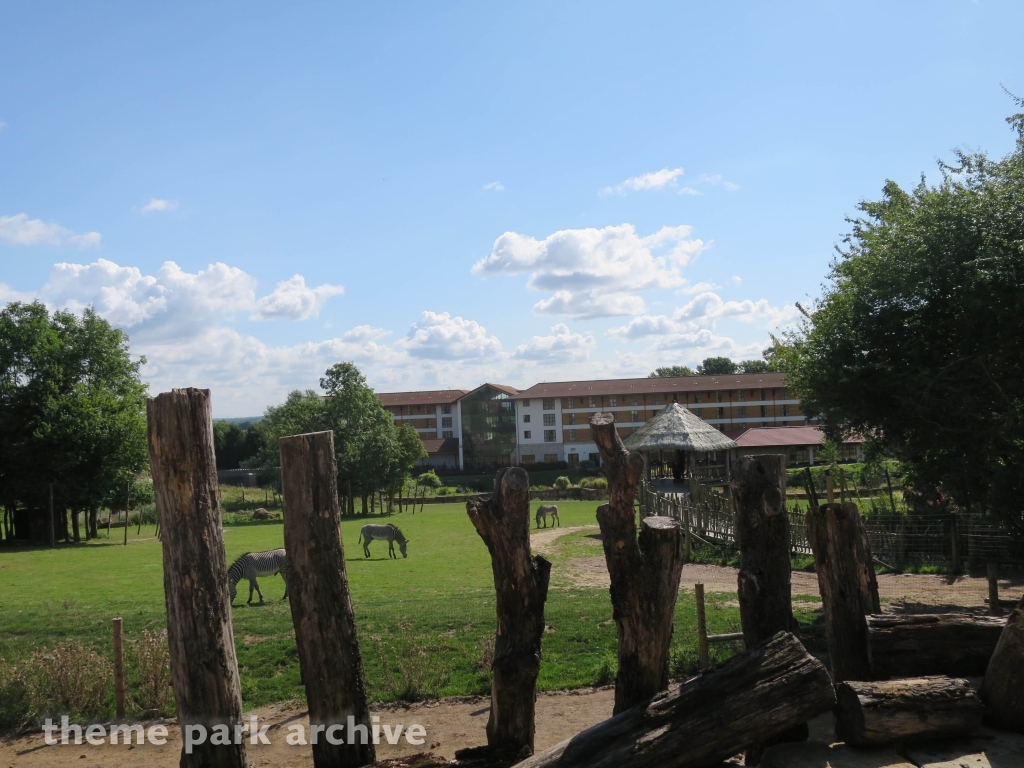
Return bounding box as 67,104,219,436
147,388,247,768
987,563,1000,615
732,455,805,763
466,467,552,756
279,431,374,768
694,583,710,670
980,594,1024,732
113,617,125,719
806,501,880,683
589,413,685,715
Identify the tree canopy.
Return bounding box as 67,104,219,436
0,302,149,542
648,365,694,378
784,106,1024,525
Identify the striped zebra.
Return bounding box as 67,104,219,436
227,549,289,604
358,524,409,559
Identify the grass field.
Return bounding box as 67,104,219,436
0,500,816,719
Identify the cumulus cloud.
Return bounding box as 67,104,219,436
606,314,681,341
141,198,178,213
404,311,503,360
483,181,505,192
252,275,345,321
696,173,740,191
512,324,596,362
341,325,392,343
674,291,797,326
473,223,706,319
601,167,684,195
0,213,101,248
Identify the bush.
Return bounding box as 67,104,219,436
22,641,112,720
0,658,30,731
369,637,451,702
553,476,572,489
416,470,442,488
580,476,608,489
127,629,173,717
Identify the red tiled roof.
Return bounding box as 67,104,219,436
516,373,787,399
723,426,863,448
378,389,468,406
420,437,460,454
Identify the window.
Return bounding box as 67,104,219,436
426,419,435,428
568,429,577,441
609,395,617,407
441,416,452,428
589,452,600,464
738,406,746,419
442,430,453,438
782,404,790,416
544,453,558,463
441,404,452,414
759,389,766,401
522,399,530,407
543,413,556,426
521,454,536,464
588,396,596,408
567,412,576,425
567,397,574,408
781,388,788,400
760,405,768,418
737,390,745,402
716,391,723,403
543,398,555,410
631,395,638,406
523,430,532,439
652,395,660,405
781,421,789,428
694,392,702,403
630,410,639,422
543,430,557,442
740,423,748,429
717,407,725,419
523,414,531,423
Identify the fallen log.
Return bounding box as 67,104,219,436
980,595,1024,732
515,632,836,768
835,676,983,746
867,613,1006,679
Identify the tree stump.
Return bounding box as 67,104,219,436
516,632,836,768
280,431,374,768
806,501,880,682
732,454,805,763
466,467,551,755
980,595,1024,733
835,676,983,746
147,388,247,768
589,413,685,715
867,613,1006,679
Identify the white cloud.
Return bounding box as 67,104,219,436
252,275,344,321
483,181,505,192
0,120,6,131
0,213,101,248
731,275,742,285
679,280,718,295
404,311,503,360
674,291,797,326
678,187,702,196
473,223,706,319
141,198,178,213
695,173,740,192
601,167,683,195
606,314,680,341
512,324,596,362
0,283,34,303
341,325,392,343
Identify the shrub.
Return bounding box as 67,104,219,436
369,637,451,702
127,629,173,717
0,658,30,731
580,477,608,489
416,470,442,488
553,476,571,489
22,641,112,720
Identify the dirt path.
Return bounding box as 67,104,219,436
0,689,617,767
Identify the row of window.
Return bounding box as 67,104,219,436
522,389,791,410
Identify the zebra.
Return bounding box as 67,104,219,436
535,504,559,529
227,549,289,604
358,524,409,559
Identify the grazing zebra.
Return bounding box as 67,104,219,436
358,524,409,559
227,549,288,604
535,504,560,529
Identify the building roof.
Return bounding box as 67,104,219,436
516,373,786,400
623,403,738,453
723,426,864,448
378,389,469,407
420,437,460,454
462,382,520,398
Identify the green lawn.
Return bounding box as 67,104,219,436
1,500,763,717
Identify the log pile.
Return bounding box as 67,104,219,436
867,613,1006,679
834,676,983,746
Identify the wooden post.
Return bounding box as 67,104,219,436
113,617,125,719
732,454,805,763
590,413,685,715
885,467,898,514
980,595,1024,732
516,633,836,768
695,583,710,670
279,431,374,768
147,388,247,768
825,470,835,504
806,502,880,682
466,467,552,756
124,480,130,546
48,483,55,547
988,563,1000,615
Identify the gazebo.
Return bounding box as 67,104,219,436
623,403,738,482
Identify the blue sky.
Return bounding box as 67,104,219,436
2,2,1022,416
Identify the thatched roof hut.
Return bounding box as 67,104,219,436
623,403,738,454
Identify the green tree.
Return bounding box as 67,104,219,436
648,365,694,378
213,421,264,470
696,356,738,375
786,106,1024,525
737,359,769,374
